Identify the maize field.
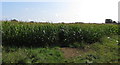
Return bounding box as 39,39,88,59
2,21,119,47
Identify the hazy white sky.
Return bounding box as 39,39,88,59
1,0,120,23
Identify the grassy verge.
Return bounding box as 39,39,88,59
2,35,119,63
65,35,119,63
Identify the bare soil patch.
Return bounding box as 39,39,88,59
60,47,88,58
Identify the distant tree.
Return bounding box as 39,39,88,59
75,22,83,24
30,21,34,23
61,22,64,24
11,19,18,22
105,19,113,23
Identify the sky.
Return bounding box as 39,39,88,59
1,0,120,23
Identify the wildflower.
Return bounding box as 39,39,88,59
48,38,49,40
116,40,118,43
107,37,110,39
1,45,3,48
64,39,67,41
43,30,45,33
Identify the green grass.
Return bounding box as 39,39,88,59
67,35,119,63
2,47,64,63
2,35,119,63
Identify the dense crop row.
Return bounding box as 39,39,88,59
2,21,119,47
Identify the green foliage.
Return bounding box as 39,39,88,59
2,35,119,63
63,35,119,63
2,47,64,63
2,21,118,47
2,47,29,63
69,42,86,49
